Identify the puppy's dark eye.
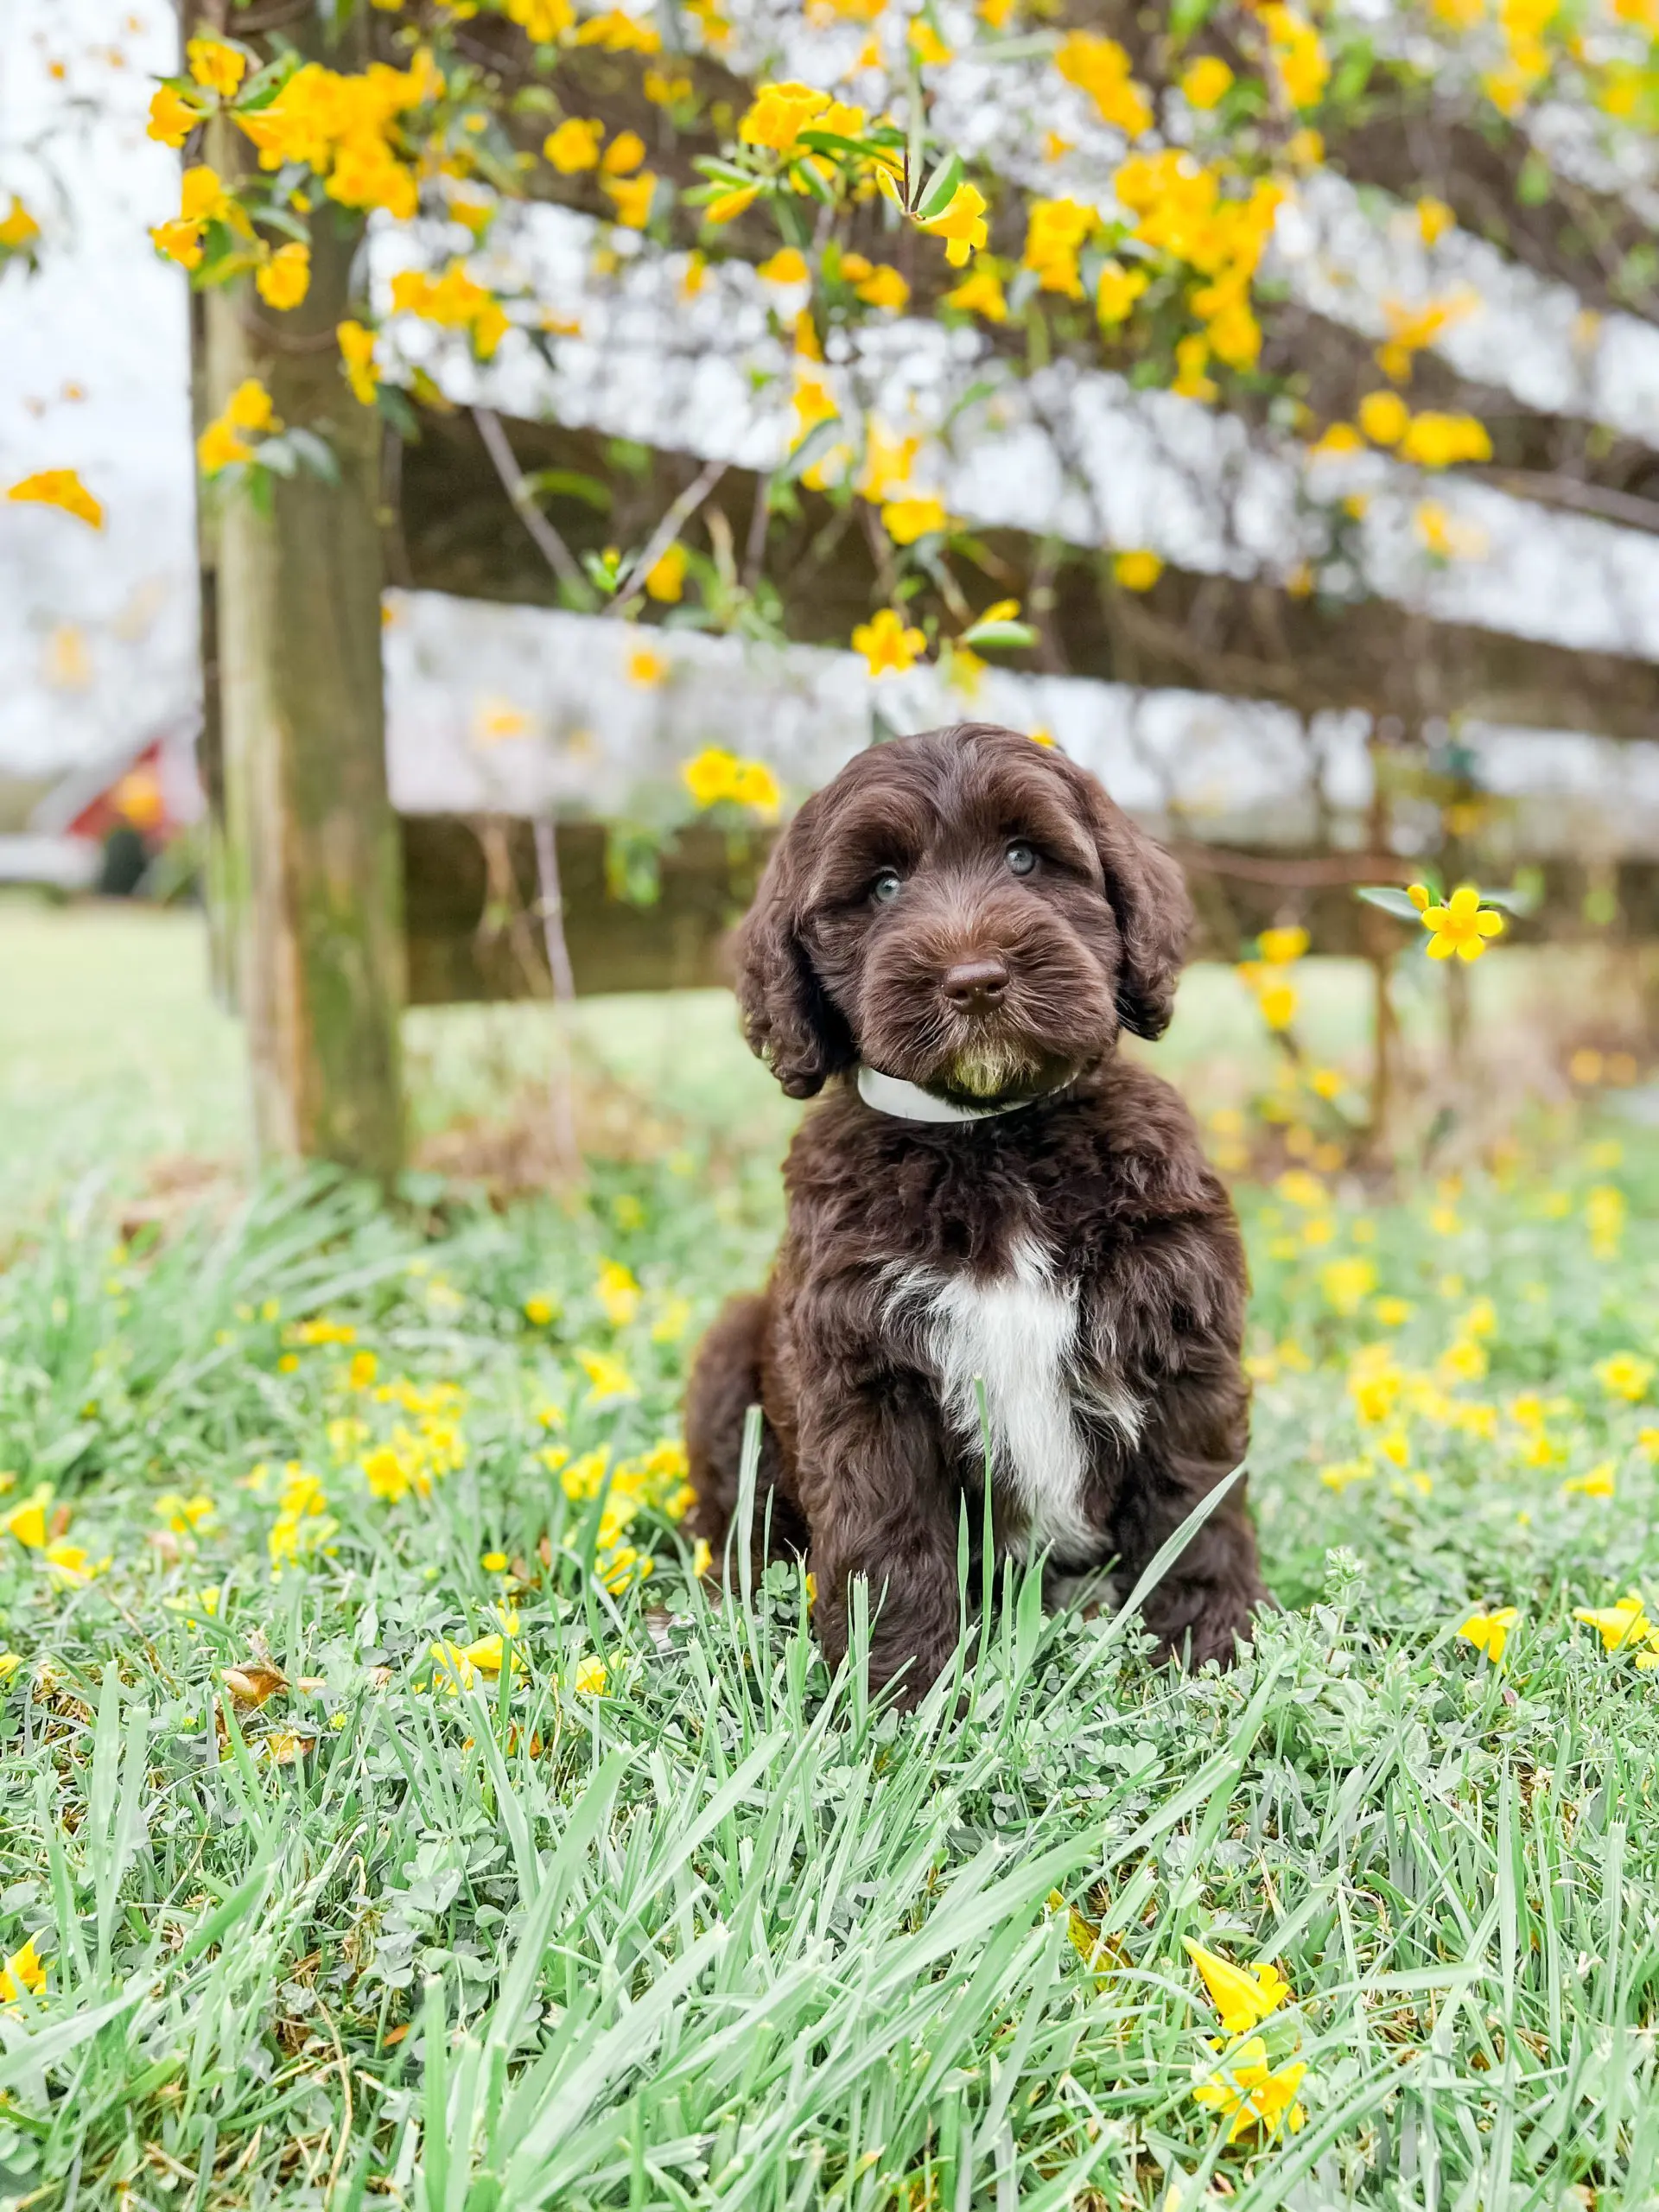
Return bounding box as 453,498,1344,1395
872,869,903,904
1005,842,1037,878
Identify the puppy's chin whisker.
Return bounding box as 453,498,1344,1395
949,1045,1036,1097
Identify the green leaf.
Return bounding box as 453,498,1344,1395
284,427,340,486
797,131,893,162
960,619,1038,652
233,48,303,114
1330,38,1376,106
1169,0,1217,35
915,152,965,223
1517,150,1553,206
1354,885,1426,922
520,467,613,513
782,415,843,482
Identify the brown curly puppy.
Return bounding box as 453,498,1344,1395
684,721,1262,1700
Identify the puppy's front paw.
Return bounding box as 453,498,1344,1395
1150,1584,1264,1670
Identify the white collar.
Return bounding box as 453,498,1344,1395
855,1065,1070,1124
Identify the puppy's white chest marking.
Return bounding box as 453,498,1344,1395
884,1234,1140,1562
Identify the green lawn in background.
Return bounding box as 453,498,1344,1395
0,894,1656,2208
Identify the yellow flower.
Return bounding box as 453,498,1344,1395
1358,390,1408,446
1595,1352,1653,1402
855,264,909,311
1399,412,1492,468
359,1441,410,1502
596,1259,641,1328
154,1491,216,1534
1460,1297,1496,1338
1439,1337,1486,1384
3,1493,51,1549
574,1656,607,1694
1260,3,1329,110
151,218,205,269
628,646,668,687
1457,1605,1517,1663
8,470,103,530
603,171,658,229
1275,1168,1327,1212
645,542,688,602
576,1348,639,1405
1574,1592,1652,1649
225,378,276,432
909,18,953,64
1374,1296,1414,1327
187,36,247,98
574,3,660,46
482,1550,509,1573
739,81,831,153
509,0,576,39
601,130,646,177
1258,926,1308,966
543,118,604,173
1420,885,1504,963
1056,31,1152,137
0,1655,24,1684
199,418,250,475
45,1541,109,1588
1586,1184,1626,1257
1319,1258,1376,1316
852,607,926,677
1307,423,1363,462
683,747,739,806
881,495,950,545
148,84,207,147
856,421,919,502
1022,197,1095,298
704,182,762,225
1563,1463,1617,1500
1319,1459,1371,1494
916,181,989,268
1192,2037,1307,2141
1096,259,1148,326
758,246,810,285
1181,56,1235,110
0,195,41,251
256,241,310,308
1184,1940,1292,2034
1112,549,1162,592
1417,196,1455,245
0,1937,46,2003
731,760,783,819
691,1535,713,1577
944,261,1007,321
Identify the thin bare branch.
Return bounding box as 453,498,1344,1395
613,458,728,613
473,406,590,601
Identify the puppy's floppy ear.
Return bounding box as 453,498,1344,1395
732,797,853,1097
1079,775,1192,1040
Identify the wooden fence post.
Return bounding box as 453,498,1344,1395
199,9,404,1181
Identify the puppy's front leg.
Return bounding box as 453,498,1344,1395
797,1370,962,1705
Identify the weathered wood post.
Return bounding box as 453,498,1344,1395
197,5,404,1180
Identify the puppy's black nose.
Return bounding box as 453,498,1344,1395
942,957,1008,1011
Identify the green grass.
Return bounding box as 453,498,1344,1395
2,903,1658,2208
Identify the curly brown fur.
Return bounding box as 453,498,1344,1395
686,722,1262,1703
